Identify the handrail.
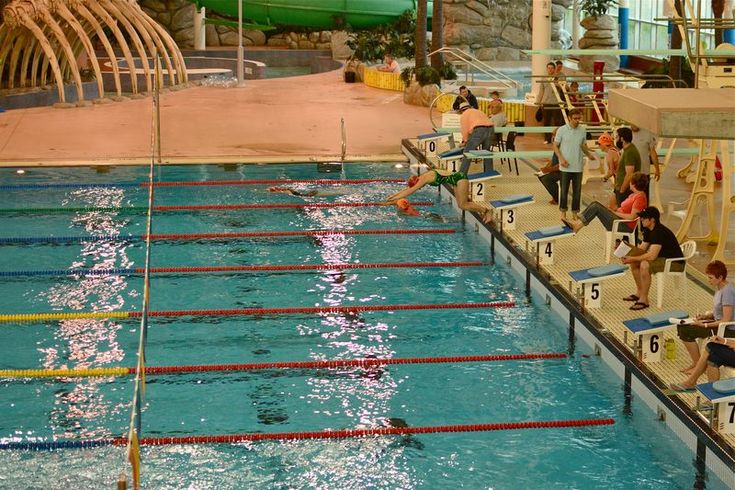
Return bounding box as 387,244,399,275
429,47,520,91
340,117,346,162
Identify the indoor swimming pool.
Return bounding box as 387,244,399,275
0,163,726,489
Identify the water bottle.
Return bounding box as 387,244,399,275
665,338,676,360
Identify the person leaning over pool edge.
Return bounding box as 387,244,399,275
620,206,684,311
384,171,492,223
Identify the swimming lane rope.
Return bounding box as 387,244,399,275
0,228,455,245
0,201,434,215
0,261,486,278
0,178,405,191
0,418,615,450
0,301,514,323
0,352,565,379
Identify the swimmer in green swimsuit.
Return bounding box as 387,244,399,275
430,172,468,187
385,170,492,223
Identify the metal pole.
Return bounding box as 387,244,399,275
531,0,552,99
237,0,244,85
572,0,580,49
694,0,701,87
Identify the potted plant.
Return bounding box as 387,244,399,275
578,0,620,72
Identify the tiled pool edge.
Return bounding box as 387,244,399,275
401,140,735,487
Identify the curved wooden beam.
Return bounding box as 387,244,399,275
37,7,85,101
73,2,124,97
114,0,176,87
80,0,141,94
5,4,67,103
128,0,188,84
87,0,152,94
19,34,38,87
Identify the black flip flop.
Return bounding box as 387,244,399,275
630,302,649,311
622,294,639,302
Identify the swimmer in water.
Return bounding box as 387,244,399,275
385,171,492,223
268,186,347,197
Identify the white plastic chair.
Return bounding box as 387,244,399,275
717,322,735,378
653,240,697,308
604,218,638,264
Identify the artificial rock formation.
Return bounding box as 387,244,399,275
0,0,188,105
140,0,267,48
578,14,620,72
443,0,573,61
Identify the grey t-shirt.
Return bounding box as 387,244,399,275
714,282,735,321
632,128,657,175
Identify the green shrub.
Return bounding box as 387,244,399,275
346,10,416,63
400,66,441,87
580,0,616,17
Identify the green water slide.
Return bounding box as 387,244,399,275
192,0,432,30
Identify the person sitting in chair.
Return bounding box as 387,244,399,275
619,206,684,311
675,260,735,374
562,172,648,234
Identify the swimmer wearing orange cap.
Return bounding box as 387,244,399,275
385,170,492,223
395,198,421,216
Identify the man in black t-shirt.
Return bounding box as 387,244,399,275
452,86,479,111
621,206,684,310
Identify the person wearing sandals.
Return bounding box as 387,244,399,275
385,171,492,223
619,206,684,311
562,172,648,235
675,261,735,375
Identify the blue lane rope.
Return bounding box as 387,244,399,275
0,235,133,245
0,268,137,277
0,439,115,450
0,183,139,190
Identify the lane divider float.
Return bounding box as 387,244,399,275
0,418,615,450
0,352,566,379
0,301,514,323
0,228,455,245
0,261,486,278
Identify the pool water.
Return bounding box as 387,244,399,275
0,163,726,489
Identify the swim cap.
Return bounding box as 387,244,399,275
597,133,613,146
396,198,420,216
407,175,420,187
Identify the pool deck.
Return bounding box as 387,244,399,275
0,69,428,165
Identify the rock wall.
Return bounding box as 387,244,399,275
443,0,573,61
578,15,620,72
140,0,267,48
265,31,333,50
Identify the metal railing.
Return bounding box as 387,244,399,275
428,47,520,92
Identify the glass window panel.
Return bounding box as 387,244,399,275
640,22,653,50
629,0,639,19
655,25,669,50
640,0,653,20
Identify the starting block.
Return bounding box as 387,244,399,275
525,225,574,265
438,148,464,172
697,380,735,435
417,131,455,158
489,194,534,231
622,310,688,363
467,170,501,202
569,264,627,309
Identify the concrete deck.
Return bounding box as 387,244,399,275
0,69,429,165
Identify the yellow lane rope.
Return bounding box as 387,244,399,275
0,367,129,378
0,311,130,322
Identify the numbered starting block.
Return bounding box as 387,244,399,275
437,148,464,172
697,380,735,434
525,224,574,265
417,131,455,158
467,170,501,202
622,310,688,363
569,264,628,309
489,194,534,231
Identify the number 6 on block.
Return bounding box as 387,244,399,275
641,333,662,362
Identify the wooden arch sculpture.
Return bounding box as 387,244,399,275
0,0,188,105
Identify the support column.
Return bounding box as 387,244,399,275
532,0,552,99
572,0,580,49
618,0,629,68
237,0,244,85
193,7,206,51
725,0,735,45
